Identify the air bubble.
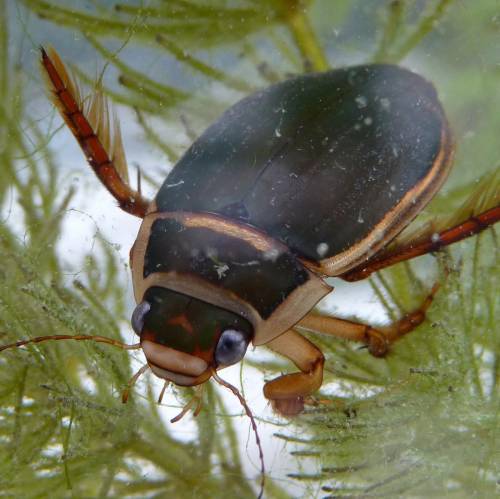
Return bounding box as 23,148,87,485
355,95,367,108
380,97,391,109
316,242,329,257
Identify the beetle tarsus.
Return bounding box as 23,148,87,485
366,281,440,356
157,380,170,405
170,384,205,423
263,330,324,416
122,364,149,404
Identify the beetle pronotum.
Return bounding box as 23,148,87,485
2,48,499,470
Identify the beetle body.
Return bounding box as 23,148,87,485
130,64,452,388
41,47,496,415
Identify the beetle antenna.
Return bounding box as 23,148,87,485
211,369,265,499
136,164,142,196
122,364,149,403
0,334,141,354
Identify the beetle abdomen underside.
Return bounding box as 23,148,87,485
156,64,452,270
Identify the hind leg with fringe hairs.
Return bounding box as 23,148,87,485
341,206,500,282
40,47,150,218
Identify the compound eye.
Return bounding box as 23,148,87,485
131,301,151,335
214,329,250,367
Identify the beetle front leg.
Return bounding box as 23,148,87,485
263,330,324,416
296,283,440,357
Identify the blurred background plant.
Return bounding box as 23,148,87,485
0,0,498,497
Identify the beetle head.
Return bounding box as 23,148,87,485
131,286,253,386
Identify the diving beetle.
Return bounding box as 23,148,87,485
7,48,498,418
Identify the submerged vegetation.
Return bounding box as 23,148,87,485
0,0,498,497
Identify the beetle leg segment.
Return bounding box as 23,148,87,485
40,47,150,217
263,330,324,416
170,384,205,423
122,364,149,404
157,380,170,405
297,283,440,356
341,205,500,282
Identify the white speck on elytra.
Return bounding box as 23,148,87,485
316,242,329,257
355,95,367,108
263,248,280,261
380,97,391,110
165,180,185,188
214,263,229,279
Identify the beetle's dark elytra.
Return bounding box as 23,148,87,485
156,64,450,266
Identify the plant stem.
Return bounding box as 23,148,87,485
283,1,329,71
391,0,454,62
373,0,404,62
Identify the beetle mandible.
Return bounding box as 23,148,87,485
4,48,498,418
